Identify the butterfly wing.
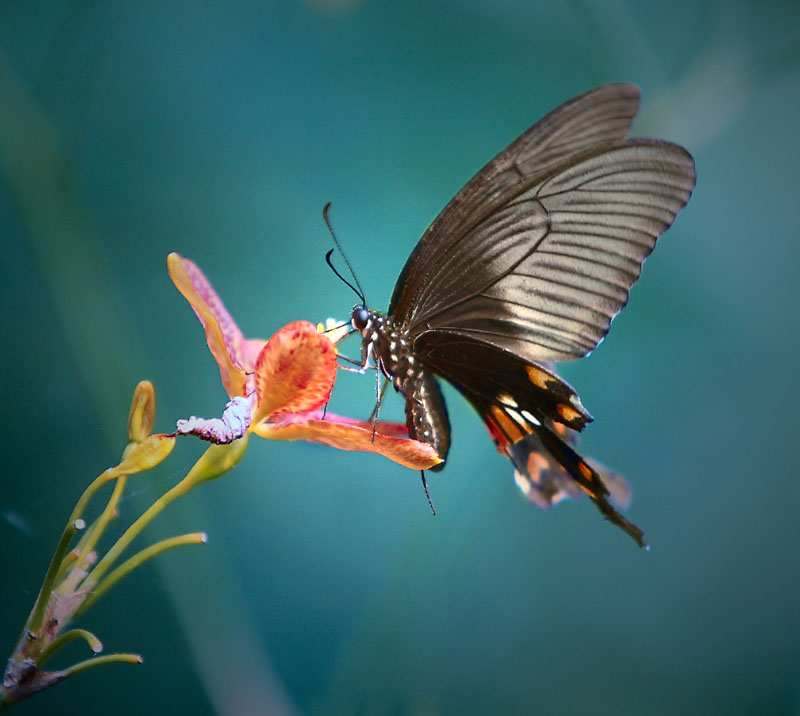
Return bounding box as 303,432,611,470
500,412,632,512
377,83,694,547
398,140,695,362
390,82,644,318
389,83,695,363
413,331,593,430
462,390,645,547
389,82,641,315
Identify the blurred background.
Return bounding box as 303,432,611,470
1,1,798,714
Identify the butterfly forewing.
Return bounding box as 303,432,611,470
399,140,695,362
389,82,644,320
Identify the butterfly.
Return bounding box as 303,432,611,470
342,83,695,548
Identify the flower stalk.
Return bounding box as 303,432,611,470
0,382,200,708
2,254,443,709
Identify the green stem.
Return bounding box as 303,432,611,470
85,477,192,587
76,532,207,619
53,546,79,587
35,628,102,668
67,465,127,525
27,518,86,635
63,652,143,677
53,468,123,584
59,476,126,594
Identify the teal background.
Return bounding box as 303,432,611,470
1,1,798,714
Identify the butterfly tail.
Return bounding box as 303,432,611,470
468,392,646,547
525,422,647,549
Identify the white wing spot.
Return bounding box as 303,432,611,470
521,410,541,426
506,408,528,428
498,392,518,407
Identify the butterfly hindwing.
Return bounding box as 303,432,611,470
464,392,645,547
413,331,592,431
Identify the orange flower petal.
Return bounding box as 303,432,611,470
167,253,249,398
252,416,442,471
252,321,337,423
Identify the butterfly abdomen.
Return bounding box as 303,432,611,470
400,367,451,471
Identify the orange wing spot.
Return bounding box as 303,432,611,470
525,452,549,485
556,403,582,424
490,405,524,444
525,365,551,390
578,461,593,480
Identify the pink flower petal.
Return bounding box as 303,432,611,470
168,253,249,398
253,412,442,470
252,321,337,423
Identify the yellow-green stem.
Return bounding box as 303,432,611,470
35,628,102,668
76,532,207,619
85,477,193,587
53,469,126,586
53,547,80,586
68,468,118,524
27,518,85,635
56,475,127,594
63,652,143,677
61,476,127,594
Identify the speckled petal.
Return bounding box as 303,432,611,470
167,253,250,398
252,321,337,423
253,413,442,470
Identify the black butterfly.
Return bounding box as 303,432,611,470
343,83,695,548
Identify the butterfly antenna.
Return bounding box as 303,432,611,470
323,202,366,304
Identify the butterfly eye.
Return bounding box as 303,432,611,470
352,306,370,331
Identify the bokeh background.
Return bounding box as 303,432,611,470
1,1,798,714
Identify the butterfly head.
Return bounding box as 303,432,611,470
351,305,371,333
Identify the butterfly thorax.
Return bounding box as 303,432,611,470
351,306,416,388
352,305,451,467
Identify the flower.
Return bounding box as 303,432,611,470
167,253,441,470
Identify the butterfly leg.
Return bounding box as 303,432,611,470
367,378,390,421
337,339,375,373
337,353,369,368
369,365,384,442
420,471,436,515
